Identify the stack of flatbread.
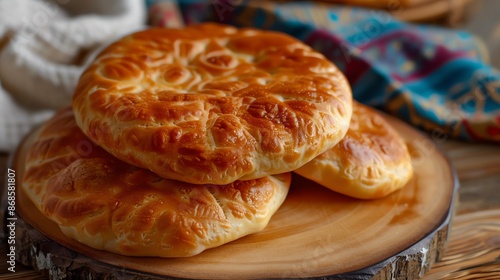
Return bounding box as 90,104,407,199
21,23,413,258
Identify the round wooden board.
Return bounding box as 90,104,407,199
11,113,457,279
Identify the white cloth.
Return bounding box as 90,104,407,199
0,86,53,151
0,0,146,151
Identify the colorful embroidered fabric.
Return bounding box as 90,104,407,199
148,0,500,143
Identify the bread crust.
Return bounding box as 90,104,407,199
72,23,352,185
22,107,291,257
294,102,413,199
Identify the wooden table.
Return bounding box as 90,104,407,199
1,136,499,279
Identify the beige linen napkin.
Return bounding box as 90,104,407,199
0,0,146,151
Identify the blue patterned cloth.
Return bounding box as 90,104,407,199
149,0,500,143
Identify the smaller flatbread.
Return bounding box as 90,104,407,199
294,102,413,199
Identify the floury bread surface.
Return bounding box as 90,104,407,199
72,23,352,185
294,102,413,199
21,108,291,257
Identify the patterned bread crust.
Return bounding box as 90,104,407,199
21,108,291,257
72,23,352,185
294,102,413,199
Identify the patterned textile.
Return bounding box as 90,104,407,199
148,0,500,143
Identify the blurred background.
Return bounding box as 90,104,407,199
461,0,500,67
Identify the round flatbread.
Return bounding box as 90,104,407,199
294,102,413,199
21,108,291,257
72,23,352,185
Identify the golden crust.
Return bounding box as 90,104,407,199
294,102,413,199
21,108,291,257
72,23,352,185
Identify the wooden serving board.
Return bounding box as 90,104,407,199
10,114,457,279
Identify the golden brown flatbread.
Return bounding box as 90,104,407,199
22,107,291,257
72,23,352,185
